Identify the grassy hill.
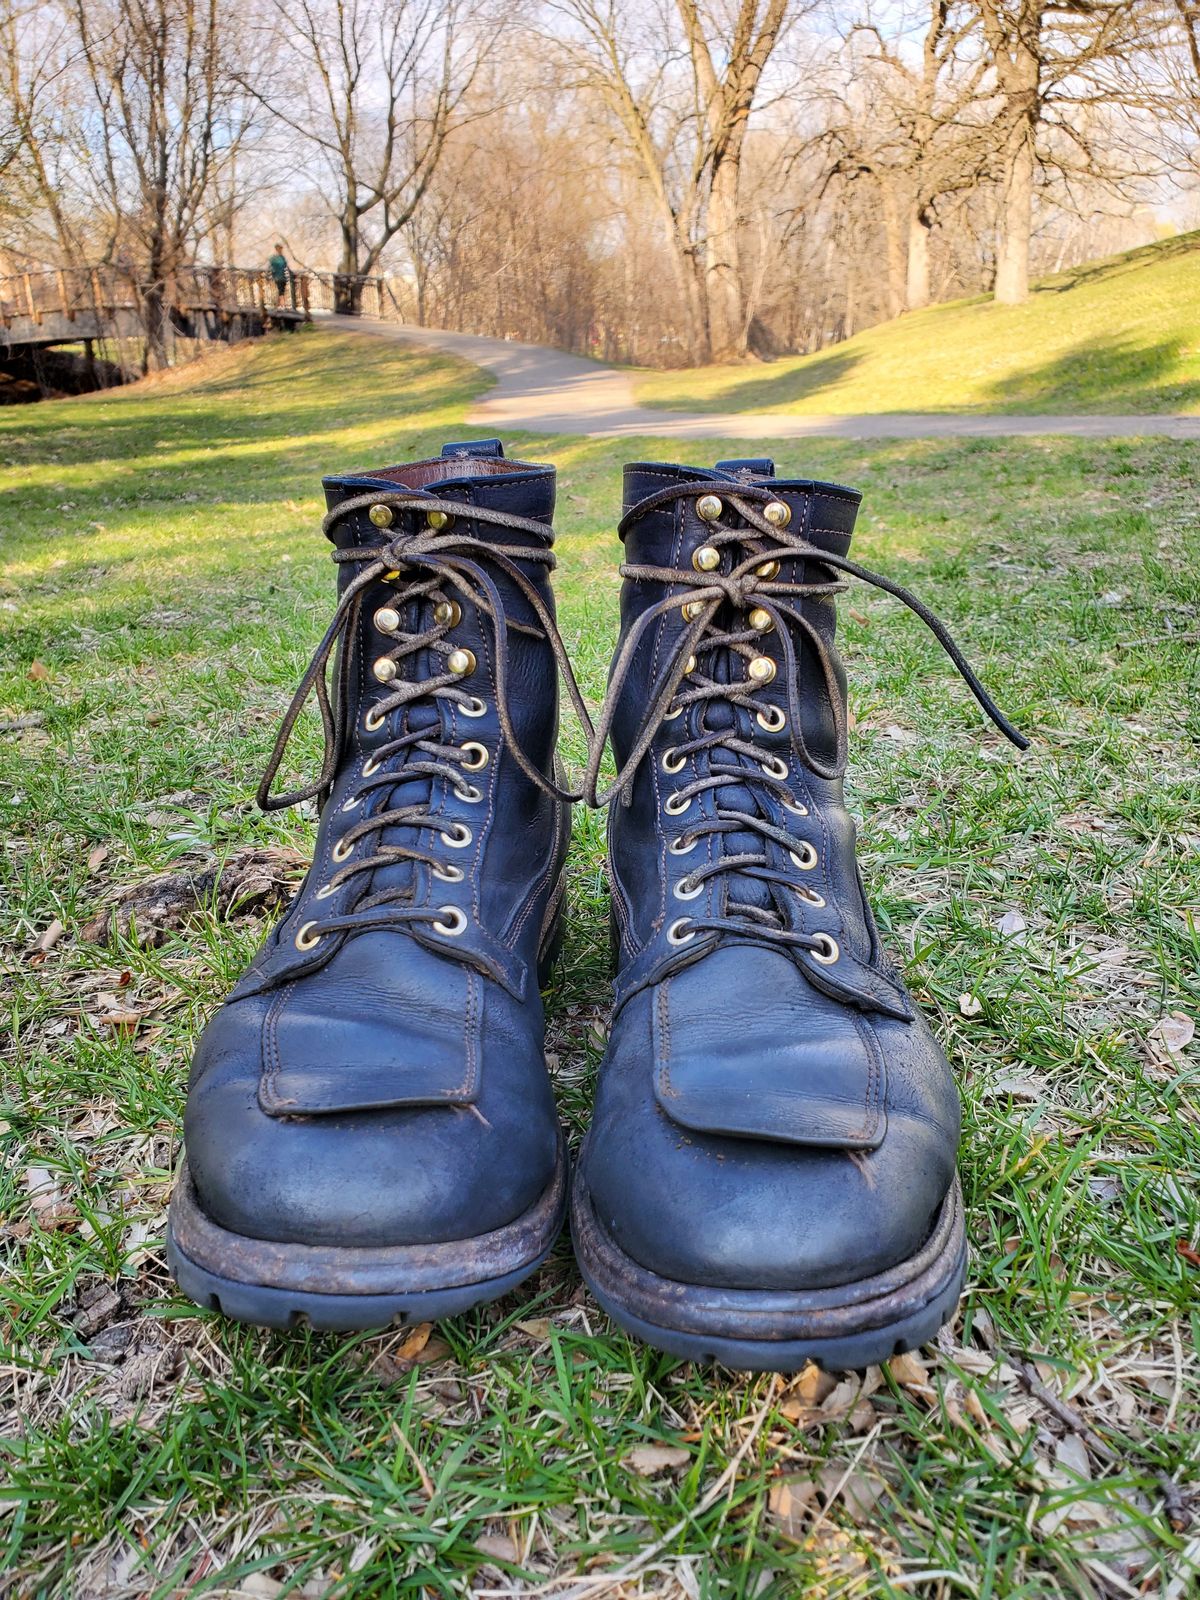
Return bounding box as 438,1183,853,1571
636,231,1200,415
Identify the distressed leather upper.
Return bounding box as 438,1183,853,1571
581,459,964,1291
185,442,569,1248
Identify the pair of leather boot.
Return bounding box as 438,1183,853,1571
167,440,1024,1372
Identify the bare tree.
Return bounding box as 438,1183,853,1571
246,0,497,311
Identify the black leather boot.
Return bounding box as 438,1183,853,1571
167,440,590,1330
573,459,1025,1372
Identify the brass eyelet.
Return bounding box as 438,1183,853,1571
664,792,693,816
747,655,776,685
432,862,465,883
426,509,452,531
696,494,723,522
757,559,781,581
374,606,400,634
455,782,483,804
668,834,699,857
810,933,840,965
667,917,697,945
432,905,467,936
661,747,685,774
332,838,354,863
790,842,818,871
761,754,789,781
368,503,393,528
681,599,705,622
433,599,461,627
447,648,476,677
294,920,322,951
459,741,489,771
756,705,786,733
748,607,773,633
362,755,382,777
373,657,398,683
364,707,386,733
314,882,336,900
763,499,792,528
693,545,720,571
458,695,486,718
441,821,473,848
673,877,704,902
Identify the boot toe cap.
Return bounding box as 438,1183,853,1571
183,987,559,1249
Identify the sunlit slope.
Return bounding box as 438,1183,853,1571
635,232,1200,415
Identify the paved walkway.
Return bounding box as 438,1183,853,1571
327,316,1200,440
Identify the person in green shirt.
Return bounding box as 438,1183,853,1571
268,245,289,304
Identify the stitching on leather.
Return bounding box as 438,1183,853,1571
461,967,479,1097
849,1010,883,1141
260,980,295,1110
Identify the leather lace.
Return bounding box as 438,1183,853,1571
584,482,1028,959
258,491,593,943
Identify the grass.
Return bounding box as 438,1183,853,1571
2,326,1199,1598
635,232,1200,417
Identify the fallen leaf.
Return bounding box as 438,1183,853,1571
515,1317,552,1340
625,1444,690,1477
31,919,64,953
87,845,110,873
97,1009,142,1029
474,1532,520,1563
1177,1238,1200,1269
767,1476,818,1539
1148,1013,1194,1057
395,1322,432,1361
958,993,983,1018
993,909,1027,939
27,660,50,682
815,1465,885,1522
886,1350,929,1390
1056,1433,1092,1480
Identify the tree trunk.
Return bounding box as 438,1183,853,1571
993,36,1039,308
705,151,744,360
881,183,906,319
905,207,932,311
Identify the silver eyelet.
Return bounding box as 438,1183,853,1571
459,741,489,771
761,754,789,781
796,886,826,907
454,782,483,804
664,792,693,817
664,704,684,722
668,834,699,857
314,882,336,900
458,695,487,718
342,793,363,812
432,862,465,883
673,877,704,902
441,821,473,848
364,707,386,733
667,917,697,945
783,795,809,817
756,705,786,733
294,920,321,951
810,933,840,965
332,838,354,863
362,755,382,777
432,905,467,936
790,842,818,871
661,747,686,774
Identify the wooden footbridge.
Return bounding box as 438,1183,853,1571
0,265,391,356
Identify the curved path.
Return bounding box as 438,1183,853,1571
327,315,1200,440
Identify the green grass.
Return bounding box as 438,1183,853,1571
2,327,1199,1597
635,232,1200,416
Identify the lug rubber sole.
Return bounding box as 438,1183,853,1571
166,1135,568,1331
571,1166,966,1373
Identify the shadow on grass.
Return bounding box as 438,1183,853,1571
979,333,1200,413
